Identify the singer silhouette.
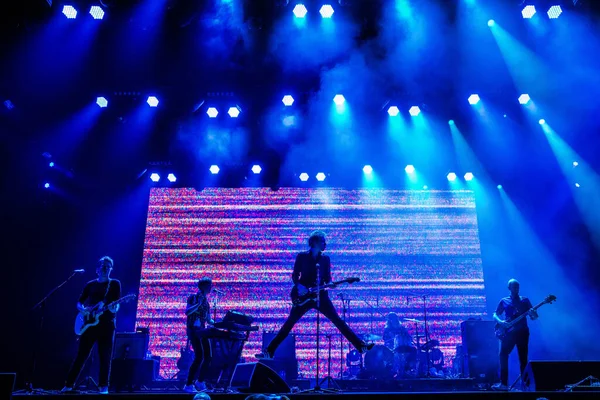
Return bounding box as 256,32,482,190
256,230,374,359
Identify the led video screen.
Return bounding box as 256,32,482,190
135,187,487,379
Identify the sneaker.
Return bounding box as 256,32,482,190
98,386,109,394
194,381,207,392
255,350,273,359
491,383,509,391
183,384,198,393
359,342,375,354
60,386,74,393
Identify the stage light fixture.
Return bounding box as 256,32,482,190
251,165,262,174
49,162,55,168
468,94,480,105
488,19,495,27
539,119,546,125
423,185,428,189
464,172,474,181
497,184,503,189
293,4,308,18
447,172,457,181
547,5,562,19
333,94,345,105
575,183,580,188
228,107,240,118
147,96,159,107
319,4,334,18
573,161,579,167
299,173,309,181
62,5,77,19
316,172,326,181
209,165,220,174
449,120,455,125
518,94,531,105
167,173,177,183
409,106,421,116
283,116,296,127
522,5,536,19
387,106,399,117
405,165,415,174
96,97,108,108
89,5,104,19
150,173,160,182
207,107,219,118
363,165,373,174
282,95,295,106
44,183,50,189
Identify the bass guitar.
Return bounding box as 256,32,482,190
494,294,556,340
291,277,360,307
74,294,136,335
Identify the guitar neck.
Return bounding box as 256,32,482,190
508,301,546,326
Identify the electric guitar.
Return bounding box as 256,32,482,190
74,294,136,335
494,294,556,340
291,277,360,307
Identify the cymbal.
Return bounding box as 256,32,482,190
403,318,424,323
361,333,382,341
421,339,440,351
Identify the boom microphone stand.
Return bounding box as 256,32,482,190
15,270,82,394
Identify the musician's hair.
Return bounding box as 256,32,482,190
308,230,326,247
197,277,213,289
97,256,114,269
385,312,400,329
508,279,520,289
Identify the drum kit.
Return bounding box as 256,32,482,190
346,317,444,380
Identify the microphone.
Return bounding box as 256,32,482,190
74,269,85,273
213,289,225,295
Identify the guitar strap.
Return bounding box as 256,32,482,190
101,279,112,305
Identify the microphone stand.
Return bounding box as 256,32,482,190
338,293,348,378
422,295,432,378
15,270,81,394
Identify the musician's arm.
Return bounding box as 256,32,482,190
324,257,333,285
185,295,200,315
292,253,301,285
493,301,506,324
77,284,90,313
526,299,538,320
108,280,122,313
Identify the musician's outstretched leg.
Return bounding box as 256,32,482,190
318,295,365,351
259,303,312,358
64,327,98,388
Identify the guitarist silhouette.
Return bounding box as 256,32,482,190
62,256,121,395
492,279,540,391
256,230,374,360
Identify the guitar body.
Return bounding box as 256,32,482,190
74,302,104,335
495,294,557,341
494,323,516,340
290,278,360,307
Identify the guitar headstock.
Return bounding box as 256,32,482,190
119,294,137,303
346,277,360,284
544,294,557,304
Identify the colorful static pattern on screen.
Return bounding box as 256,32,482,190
136,187,487,379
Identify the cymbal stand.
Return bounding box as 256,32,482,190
337,293,351,378
319,334,341,391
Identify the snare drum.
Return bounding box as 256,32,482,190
364,345,394,378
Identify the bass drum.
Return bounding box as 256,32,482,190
363,345,394,378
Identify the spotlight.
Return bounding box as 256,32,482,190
150,173,160,182
44,183,50,189
405,165,415,174
293,4,308,18
49,162,55,168
573,161,579,167
283,116,296,127
251,165,262,174
62,5,77,19
387,106,400,117
464,172,474,181
488,19,495,27
207,107,219,118
539,119,546,125
518,94,531,105
147,96,159,107
316,172,326,181
447,172,457,181
333,94,345,105
522,5,536,19
423,185,428,189
299,172,309,181
282,95,295,106
96,96,108,108
575,183,580,188
497,184,503,189
547,5,562,19
89,5,104,20
209,165,220,174
227,107,240,118
468,94,480,105
363,165,373,174
448,120,455,125
409,106,421,116
167,173,177,183
319,5,334,18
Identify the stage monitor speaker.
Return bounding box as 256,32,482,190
522,361,600,392
229,362,291,393
262,332,296,360
258,358,299,382
110,359,158,390
0,373,15,400
113,332,149,360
